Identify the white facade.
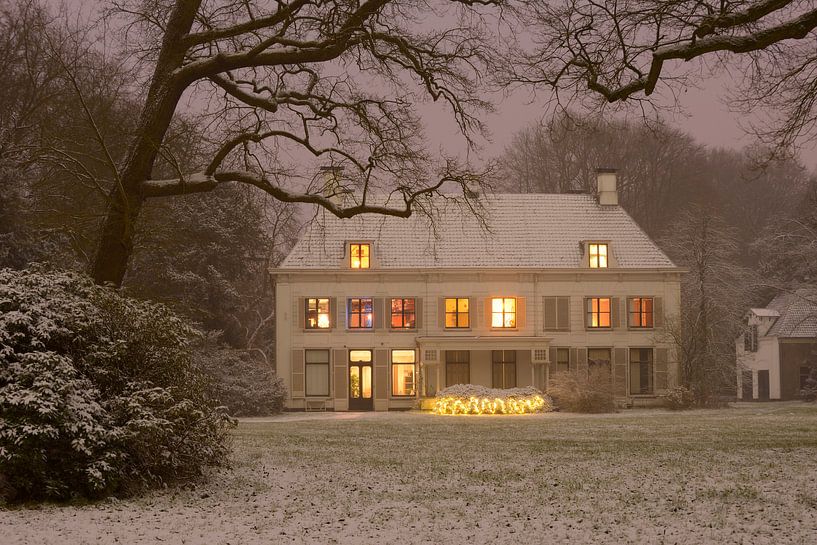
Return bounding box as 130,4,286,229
274,178,683,411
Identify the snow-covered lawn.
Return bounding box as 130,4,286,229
4,403,817,544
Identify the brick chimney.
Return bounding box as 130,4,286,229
596,168,618,206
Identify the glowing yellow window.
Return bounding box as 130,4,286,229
589,243,608,269
445,298,469,328
391,349,416,397
491,297,517,328
587,297,611,328
350,243,370,269
305,298,331,329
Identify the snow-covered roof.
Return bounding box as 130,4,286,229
763,291,817,338
750,308,781,318
279,194,676,270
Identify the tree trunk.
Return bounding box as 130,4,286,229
89,0,202,286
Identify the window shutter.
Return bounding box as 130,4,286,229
438,298,445,329
333,349,347,401
517,297,526,329
484,298,492,328
613,348,627,396
329,297,336,329
612,297,621,328
543,297,557,330
415,298,423,330
655,348,668,390
654,297,664,328
297,297,305,329
291,349,305,396
337,298,346,329
548,347,557,377
557,296,570,331
583,298,591,329
577,348,588,374
374,349,388,400
374,297,384,330
569,348,577,372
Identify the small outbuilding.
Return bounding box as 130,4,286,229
736,291,817,400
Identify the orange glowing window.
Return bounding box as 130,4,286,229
350,243,370,269
491,297,517,328
629,297,654,328
305,298,331,329
589,243,608,269
445,298,469,328
587,297,611,328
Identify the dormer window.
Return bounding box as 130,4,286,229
588,243,608,269
350,243,370,269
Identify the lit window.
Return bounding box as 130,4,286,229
391,298,416,329
586,297,611,328
306,298,330,329
350,243,370,269
391,349,416,396
589,243,608,268
348,298,373,329
556,348,570,373
491,297,517,328
305,349,330,396
629,348,654,394
629,297,654,328
445,298,469,328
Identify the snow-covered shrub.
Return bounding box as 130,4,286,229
0,267,234,502
196,347,286,416
433,384,553,415
547,369,615,413
664,385,696,410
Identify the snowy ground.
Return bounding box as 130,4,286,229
3,403,817,544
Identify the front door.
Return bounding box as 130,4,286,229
757,370,770,401
348,349,373,411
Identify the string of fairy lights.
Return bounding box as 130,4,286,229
433,394,549,415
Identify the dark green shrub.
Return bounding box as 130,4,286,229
196,346,286,416
0,267,234,502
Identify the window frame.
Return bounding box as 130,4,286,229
445,349,470,386
304,349,331,397
391,349,416,397
556,347,570,373
586,297,612,329
588,242,609,269
305,297,331,330
347,297,374,329
490,297,517,329
390,297,416,330
628,297,654,329
444,297,470,329
349,242,371,269
628,347,654,395
491,350,517,388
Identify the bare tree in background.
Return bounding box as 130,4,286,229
508,1,817,155
44,0,500,287
660,206,756,404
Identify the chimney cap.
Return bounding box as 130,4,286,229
596,167,618,174
319,165,344,172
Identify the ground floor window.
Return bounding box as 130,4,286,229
445,350,470,386
305,349,330,396
492,350,517,388
629,348,654,394
556,348,570,373
588,348,611,373
392,349,416,396
800,366,816,391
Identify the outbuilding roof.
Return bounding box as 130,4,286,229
279,193,676,270
765,291,817,338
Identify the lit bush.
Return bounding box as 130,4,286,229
664,385,696,410
433,385,553,415
547,368,615,413
0,267,235,502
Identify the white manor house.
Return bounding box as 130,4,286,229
273,171,682,411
